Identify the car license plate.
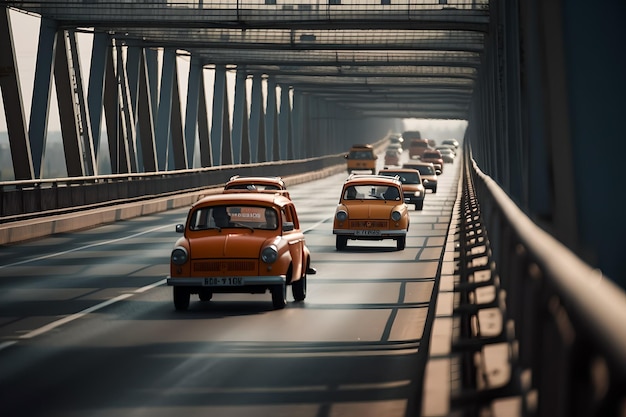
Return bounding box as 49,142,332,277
355,230,381,236
203,277,243,286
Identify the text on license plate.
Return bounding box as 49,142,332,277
203,277,243,286
355,230,381,236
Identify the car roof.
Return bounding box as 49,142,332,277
226,175,286,187
194,192,292,208
344,174,402,186
403,161,435,167
379,168,420,174
350,144,373,149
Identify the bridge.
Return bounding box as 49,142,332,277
1,2,625,417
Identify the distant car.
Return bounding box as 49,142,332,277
384,149,401,166
421,150,444,174
402,130,422,149
441,139,460,149
333,174,410,250
403,161,438,193
389,135,404,148
408,139,430,159
167,192,316,310
435,146,455,163
345,144,377,174
224,175,290,198
378,168,425,210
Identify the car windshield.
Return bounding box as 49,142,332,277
380,172,420,184
189,205,279,230
343,184,401,201
412,166,434,175
349,150,374,159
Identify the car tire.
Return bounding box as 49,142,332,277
336,235,348,250
173,287,190,311
415,201,424,210
292,272,307,302
271,284,287,309
396,236,406,250
198,289,213,301
432,187,437,194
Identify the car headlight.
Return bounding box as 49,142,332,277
171,247,188,265
261,245,278,264
391,211,402,222
336,210,348,222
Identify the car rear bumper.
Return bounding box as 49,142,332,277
167,276,286,287
333,229,407,237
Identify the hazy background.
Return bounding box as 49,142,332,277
0,8,467,179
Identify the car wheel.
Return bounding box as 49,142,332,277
173,287,190,311
415,201,424,210
396,236,406,251
336,235,348,250
292,272,307,302
271,284,287,309
432,187,437,194
198,289,213,301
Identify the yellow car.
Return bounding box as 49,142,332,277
345,144,378,174
167,192,315,310
333,174,410,250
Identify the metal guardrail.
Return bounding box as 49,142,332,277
0,153,346,223
454,151,626,416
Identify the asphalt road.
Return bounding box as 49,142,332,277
0,150,460,417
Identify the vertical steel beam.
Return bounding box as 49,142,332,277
210,65,226,166
155,48,175,170
103,42,130,174
116,43,137,173
168,61,187,170
135,48,158,172
87,32,108,167
266,76,279,161
184,55,202,168
29,17,57,179
292,90,305,159
0,8,34,180
67,30,97,176
54,30,86,177
231,67,248,164
278,85,292,160
197,73,212,168
250,73,266,163
220,78,233,166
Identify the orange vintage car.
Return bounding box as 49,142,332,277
345,144,378,174
167,192,315,310
333,174,410,251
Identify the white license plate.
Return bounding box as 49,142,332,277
355,230,381,236
203,277,243,286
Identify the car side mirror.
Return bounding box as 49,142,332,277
175,224,185,233
283,221,295,232
344,154,349,159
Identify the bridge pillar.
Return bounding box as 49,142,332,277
250,72,266,163
184,55,202,168
278,85,292,160
266,76,279,161
0,8,34,180
210,65,232,166
29,18,58,179
232,67,249,164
